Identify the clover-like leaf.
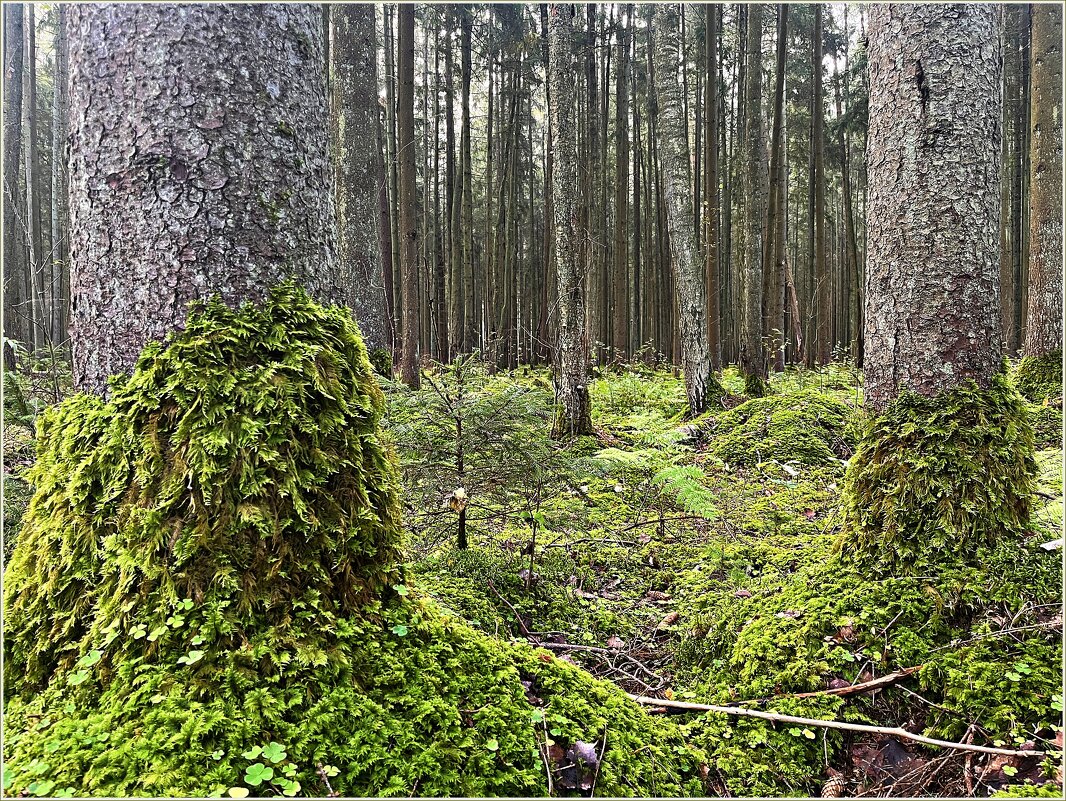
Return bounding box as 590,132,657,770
227,787,250,799
67,670,89,686
77,650,103,668
393,584,409,596
485,738,500,752
244,763,273,787
261,742,286,763
391,624,408,637
177,650,205,666
241,746,262,760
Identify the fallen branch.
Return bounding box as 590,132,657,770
486,579,532,638
732,666,922,705
627,694,1044,758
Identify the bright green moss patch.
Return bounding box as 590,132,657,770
3,285,707,797
839,374,1036,575
1029,401,1063,450
702,390,855,468
1015,350,1063,403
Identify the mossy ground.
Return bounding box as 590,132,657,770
1014,350,1063,404
3,322,1062,798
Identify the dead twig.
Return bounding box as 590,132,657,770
486,578,532,638
627,694,1045,758
731,666,922,705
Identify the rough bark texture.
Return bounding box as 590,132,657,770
704,4,721,371
548,3,592,437
652,3,713,416
1022,3,1063,358
611,6,630,361
50,4,71,346
332,4,389,356
812,5,829,365
3,3,28,347
738,3,768,393
864,4,1002,412
66,4,340,394
763,4,788,373
24,4,45,351
396,4,420,389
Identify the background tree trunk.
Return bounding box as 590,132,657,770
863,4,1003,412
66,4,340,394
548,3,592,437
50,4,70,348
738,3,768,394
24,5,45,352
332,4,389,357
652,3,713,415
1022,3,1062,359
397,3,421,388
764,4,788,373
3,4,28,348
812,4,829,365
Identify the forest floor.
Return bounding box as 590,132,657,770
2,355,1063,798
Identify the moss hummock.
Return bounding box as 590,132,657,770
1014,350,1063,403
2,284,706,797
702,389,855,468
838,373,1036,575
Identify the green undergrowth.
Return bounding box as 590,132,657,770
1014,350,1063,403
698,389,857,468
840,373,1037,575
2,285,708,797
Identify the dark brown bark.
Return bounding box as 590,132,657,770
1022,3,1063,358
764,4,788,373
812,4,829,365
397,3,420,388
2,3,28,347
67,4,340,394
50,4,71,347
24,4,44,351
332,4,389,355
704,3,721,371
864,4,1003,412
611,6,631,361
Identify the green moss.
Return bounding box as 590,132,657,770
839,374,1036,575
1029,401,1063,450
1015,350,1063,403
743,372,767,398
368,347,393,378
703,390,855,468
3,284,707,797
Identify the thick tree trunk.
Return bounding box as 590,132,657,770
2,4,28,348
66,4,340,394
396,4,420,388
738,3,768,394
548,3,592,437
332,4,389,358
1022,3,1063,359
863,4,1003,412
652,3,714,415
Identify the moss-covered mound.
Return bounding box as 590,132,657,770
1015,350,1063,403
672,533,1061,796
702,390,855,467
2,285,706,797
1029,401,1064,450
839,374,1036,575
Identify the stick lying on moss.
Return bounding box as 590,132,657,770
627,694,1045,758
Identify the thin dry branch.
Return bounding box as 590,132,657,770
732,666,922,705
627,694,1045,758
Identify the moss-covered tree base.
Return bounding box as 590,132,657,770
2,285,706,798
838,374,1036,575
1015,350,1063,403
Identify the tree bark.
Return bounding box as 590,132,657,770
738,3,768,394
1022,3,1062,358
764,5,788,373
24,5,45,351
611,6,631,362
812,4,829,365
50,4,71,347
331,4,389,357
396,3,420,388
704,3,721,371
2,3,28,348
66,3,340,394
548,3,592,437
652,3,714,416
863,3,1003,412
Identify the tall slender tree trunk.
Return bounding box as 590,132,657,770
652,3,716,416
764,5,788,373
23,5,45,351
812,4,829,365
3,3,28,348
548,3,592,437
611,6,631,361
1022,3,1062,360
332,4,389,358
50,4,70,347
66,4,340,394
738,3,768,395
396,4,420,388
704,3,721,371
